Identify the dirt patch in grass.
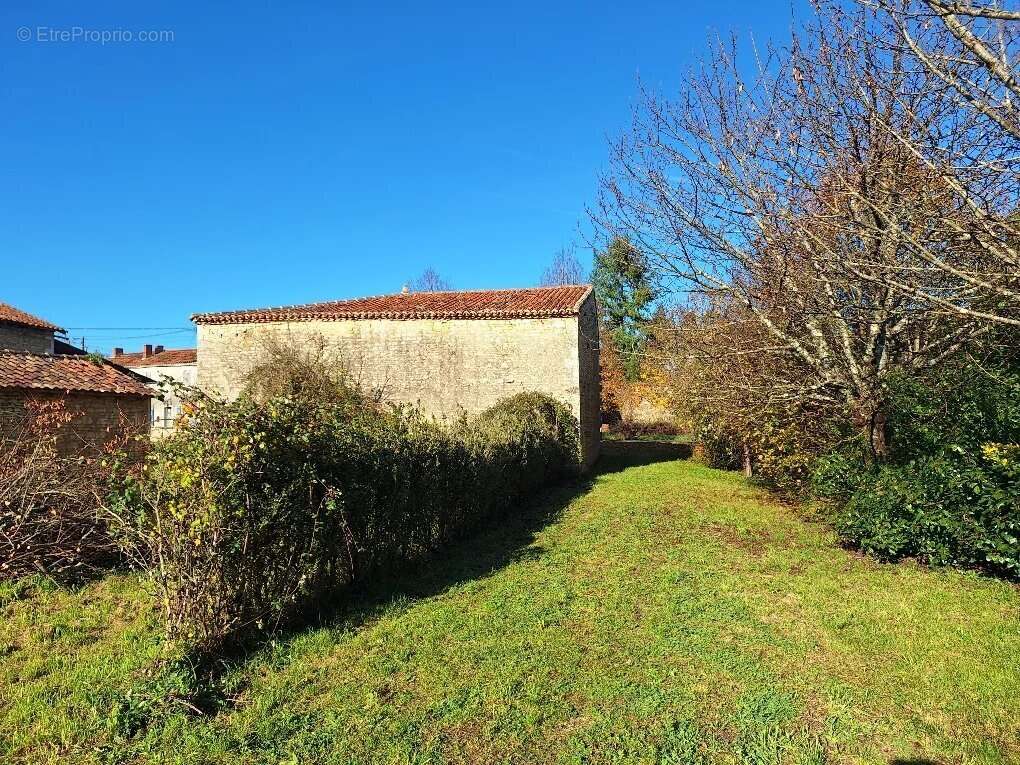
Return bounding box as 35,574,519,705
699,521,779,558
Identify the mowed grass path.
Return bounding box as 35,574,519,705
2,449,1018,764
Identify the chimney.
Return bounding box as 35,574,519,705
112,347,123,357
143,344,153,359
154,345,164,355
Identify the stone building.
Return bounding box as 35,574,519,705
0,350,152,454
110,345,197,434
0,302,61,353
192,285,601,468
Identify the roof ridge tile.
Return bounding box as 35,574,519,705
192,285,593,325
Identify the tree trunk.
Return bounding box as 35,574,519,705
853,397,890,461
870,407,889,460
742,441,753,478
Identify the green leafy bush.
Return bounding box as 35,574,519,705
813,363,1020,577
113,382,580,654
828,453,1018,571
692,421,743,471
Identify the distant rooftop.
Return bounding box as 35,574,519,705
191,285,593,325
111,347,197,367
0,351,152,397
0,302,64,333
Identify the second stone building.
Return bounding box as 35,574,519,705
191,285,600,468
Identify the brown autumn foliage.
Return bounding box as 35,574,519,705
595,0,1017,484
0,399,134,582
599,325,627,424
600,321,679,437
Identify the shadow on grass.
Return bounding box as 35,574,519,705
596,439,692,475
182,475,594,712
181,441,691,713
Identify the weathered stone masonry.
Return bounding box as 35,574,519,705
0,390,149,455
0,324,53,354
0,302,61,353
195,287,601,468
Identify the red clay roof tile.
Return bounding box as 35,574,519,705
191,285,593,325
0,351,153,397
111,348,197,367
0,303,63,333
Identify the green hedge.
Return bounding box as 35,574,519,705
114,389,579,653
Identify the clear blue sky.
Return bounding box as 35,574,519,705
1,1,808,353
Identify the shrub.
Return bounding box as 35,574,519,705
692,420,743,471
111,394,343,647
1,400,125,582
693,404,848,495
743,416,832,494
814,362,1020,577
114,383,580,654
830,451,1019,574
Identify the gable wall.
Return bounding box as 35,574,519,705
0,325,54,354
197,313,600,467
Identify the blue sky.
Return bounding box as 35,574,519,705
1,1,809,353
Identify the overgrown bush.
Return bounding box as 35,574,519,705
692,403,847,495
1,400,125,582
692,420,743,471
113,371,580,654
813,362,1020,577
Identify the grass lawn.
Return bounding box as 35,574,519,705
2,447,1018,764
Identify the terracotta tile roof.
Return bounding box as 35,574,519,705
0,302,63,333
0,351,153,397
192,285,594,325
112,348,197,367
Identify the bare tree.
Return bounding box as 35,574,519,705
865,0,1020,326
409,267,452,292
597,1,1014,454
540,247,588,286
875,0,1020,139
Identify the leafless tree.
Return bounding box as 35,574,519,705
597,1,1016,454
874,0,1020,139
1,400,129,582
861,0,1020,327
409,267,452,292
540,246,588,286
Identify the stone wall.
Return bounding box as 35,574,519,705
575,292,601,469
197,293,601,467
0,390,150,455
0,325,54,353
